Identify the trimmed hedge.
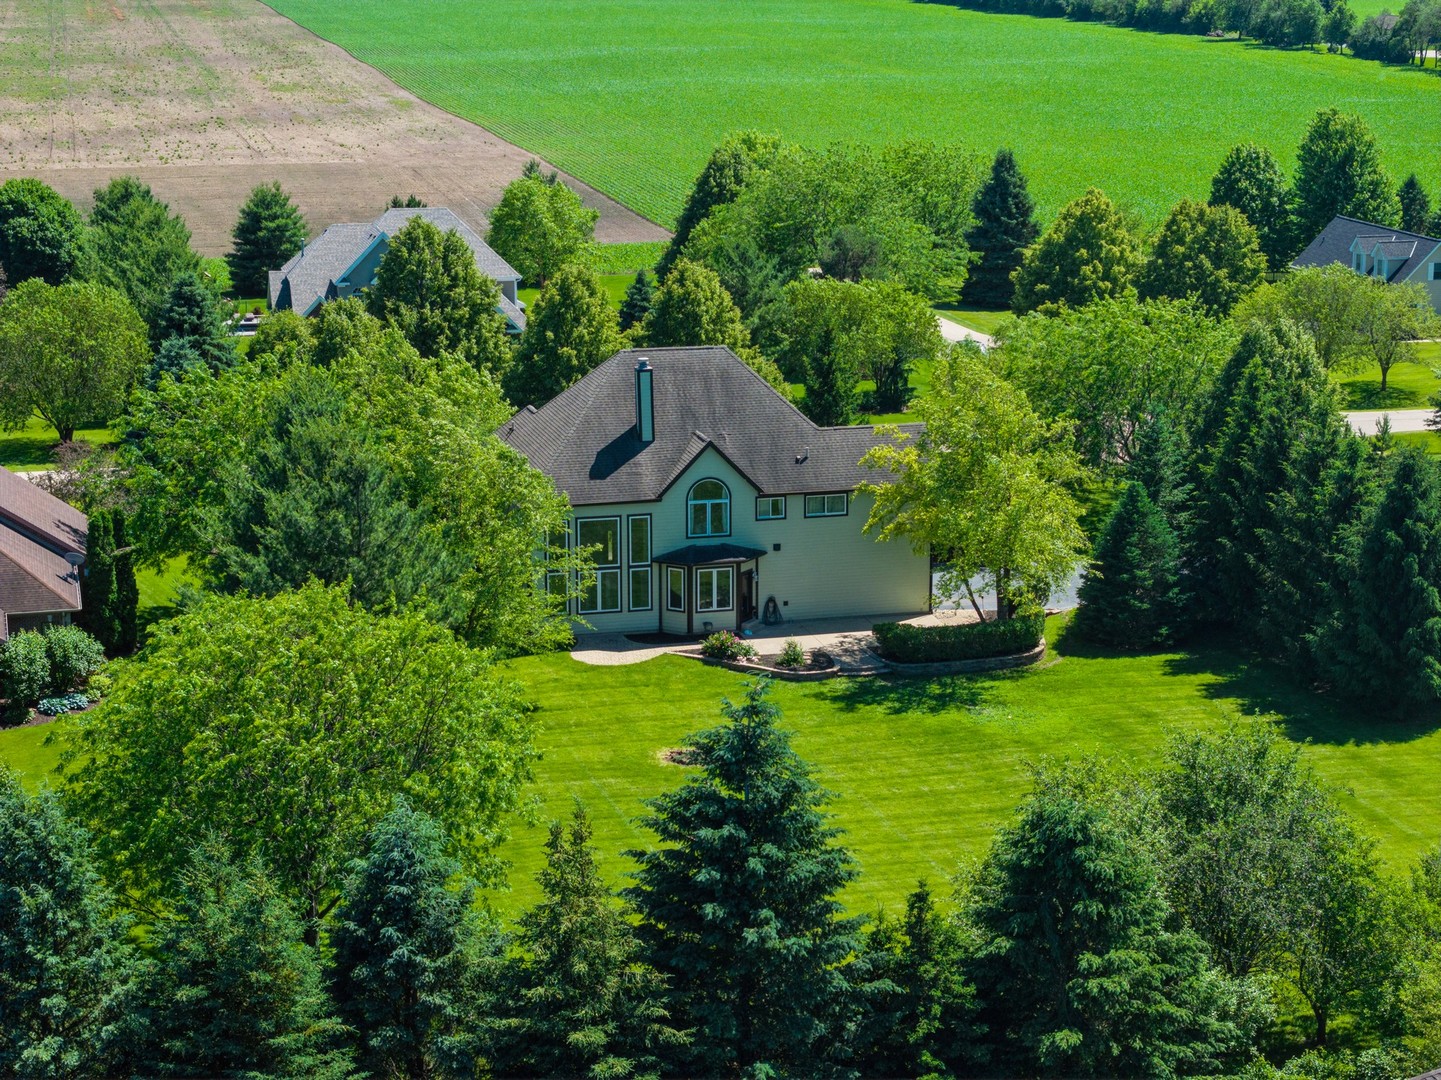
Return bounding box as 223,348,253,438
873,614,1044,664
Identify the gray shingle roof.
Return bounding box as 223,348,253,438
0,468,87,639
268,208,522,318
497,347,923,506
1293,214,1441,283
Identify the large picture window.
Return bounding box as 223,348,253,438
667,566,685,611
577,517,621,614
628,515,652,611
696,567,733,612
688,479,730,538
804,493,848,518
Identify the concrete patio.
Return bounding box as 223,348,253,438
570,610,972,672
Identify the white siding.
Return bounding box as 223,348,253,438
564,446,930,635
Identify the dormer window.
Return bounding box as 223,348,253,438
1353,251,1364,273
688,479,730,538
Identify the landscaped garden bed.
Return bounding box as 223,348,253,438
692,632,841,680
872,615,1047,675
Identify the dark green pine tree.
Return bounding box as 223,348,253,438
1399,174,1432,235
966,768,1248,1078
142,841,352,1079
1072,482,1184,648
1318,448,1441,711
0,769,143,1079
152,270,235,372
329,798,481,1080
618,268,654,332
112,512,139,656
851,882,981,1079
962,148,1040,308
626,679,862,1077
1188,321,1332,632
79,509,122,655
227,181,308,299
656,131,782,280
1128,409,1193,537
492,802,686,1079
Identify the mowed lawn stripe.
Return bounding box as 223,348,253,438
267,0,1438,228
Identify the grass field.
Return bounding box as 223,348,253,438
1333,349,1441,410
519,272,637,312
0,418,118,471
268,0,1437,230
936,303,1016,337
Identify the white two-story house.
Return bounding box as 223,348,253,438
498,346,932,636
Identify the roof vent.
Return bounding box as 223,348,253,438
635,359,654,445
796,446,809,464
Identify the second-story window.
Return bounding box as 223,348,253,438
688,479,730,538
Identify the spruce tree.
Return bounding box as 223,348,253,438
0,770,142,1079
626,680,861,1076
112,511,139,655
1399,173,1433,234
1072,482,1184,648
852,883,981,1079
142,842,352,1079
227,182,307,299
965,767,1248,1078
618,268,654,331
962,148,1040,308
152,270,235,372
1318,448,1441,710
329,799,480,1079
79,510,123,655
1209,141,1296,270
639,258,784,388
656,131,783,279
504,263,623,408
492,803,685,1078
1128,409,1193,537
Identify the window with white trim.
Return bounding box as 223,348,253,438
688,479,730,537
804,493,848,517
756,495,785,520
628,515,652,611
576,517,621,614
667,566,685,611
696,567,733,612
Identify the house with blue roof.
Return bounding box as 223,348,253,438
1294,214,1441,314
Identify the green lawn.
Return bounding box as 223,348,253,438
519,272,638,312
479,618,1441,913
935,303,1015,337
0,417,118,471
1332,350,1441,410
268,0,1437,230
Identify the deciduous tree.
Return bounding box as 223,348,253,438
367,216,513,378
627,680,861,1077
1210,142,1296,269
486,174,598,286
962,147,1040,307
1010,188,1141,314
657,131,783,279
1293,108,1400,242
84,176,201,331
0,178,84,286
61,583,537,943
227,182,307,299
640,258,784,388
0,279,149,442
1138,198,1267,315
505,263,623,407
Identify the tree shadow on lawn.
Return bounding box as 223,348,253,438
819,672,993,716
1161,640,1441,747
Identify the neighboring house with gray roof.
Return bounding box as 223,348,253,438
1293,214,1441,313
268,207,527,332
0,467,87,641
499,346,930,635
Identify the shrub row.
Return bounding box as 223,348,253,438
0,625,106,708
873,614,1044,664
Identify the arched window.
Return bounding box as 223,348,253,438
687,479,730,538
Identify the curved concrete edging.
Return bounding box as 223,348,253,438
684,638,1048,679
692,654,844,681
869,639,1048,677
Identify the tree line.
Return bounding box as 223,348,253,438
8,671,1441,1079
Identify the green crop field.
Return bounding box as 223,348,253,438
267,0,1437,229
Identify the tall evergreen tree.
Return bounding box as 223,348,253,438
1128,410,1193,538
227,182,307,299
85,176,201,331
656,131,783,279
1399,173,1433,234
618,268,654,331
1292,108,1401,242
962,148,1040,308
492,803,685,1079
1317,448,1441,710
142,842,352,1079
1209,141,1296,270
0,770,142,1080
626,680,861,1076
78,509,137,656
852,883,981,1079
504,263,623,407
965,767,1249,1078
151,270,234,371
1072,482,1184,648
113,512,138,655
329,799,481,1079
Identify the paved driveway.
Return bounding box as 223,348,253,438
1346,409,1433,435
